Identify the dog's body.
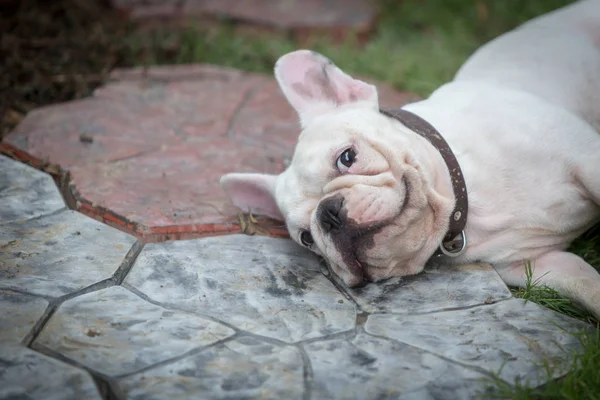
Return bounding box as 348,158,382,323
221,0,600,318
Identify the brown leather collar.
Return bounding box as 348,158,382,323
380,108,468,256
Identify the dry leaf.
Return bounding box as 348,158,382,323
41,164,61,175
238,211,269,236
238,211,247,233
249,212,258,224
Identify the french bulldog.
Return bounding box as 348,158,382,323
221,0,600,319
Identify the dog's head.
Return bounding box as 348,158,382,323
221,50,454,287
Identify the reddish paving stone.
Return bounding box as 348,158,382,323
1,64,419,241
112,0,377,30
7,67,265,167
67,139,290,240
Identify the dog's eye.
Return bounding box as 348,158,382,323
300,231,314,247
337,148,356,172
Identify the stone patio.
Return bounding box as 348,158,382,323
0,64,592,399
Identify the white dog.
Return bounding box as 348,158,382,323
221,0,600,318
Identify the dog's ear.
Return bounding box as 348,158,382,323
275,50,378,126
220,173,284,221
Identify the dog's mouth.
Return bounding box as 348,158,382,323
323,178,411,288
331,221,391,287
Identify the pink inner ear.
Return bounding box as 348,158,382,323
220,173,284,221
275,50,378,123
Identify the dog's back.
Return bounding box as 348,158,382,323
455,0,600,131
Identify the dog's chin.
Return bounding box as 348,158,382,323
332,255,418,288
330,258,393,288
328,259,368,288
324,232,394,288
323,220,431,288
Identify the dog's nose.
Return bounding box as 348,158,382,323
317,197,345,233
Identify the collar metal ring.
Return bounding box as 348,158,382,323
439,230,467,257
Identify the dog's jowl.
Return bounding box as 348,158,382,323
221,0,600,319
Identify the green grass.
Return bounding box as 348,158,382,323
569,224,600,272
124,1,600,397
127,0,576,97
512,261,599,326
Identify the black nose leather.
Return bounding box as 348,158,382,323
318,197,344,233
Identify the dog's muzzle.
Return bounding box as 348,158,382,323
316,196,368,282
